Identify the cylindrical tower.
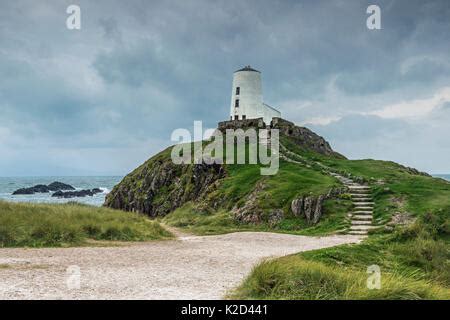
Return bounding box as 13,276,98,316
229,66,262,121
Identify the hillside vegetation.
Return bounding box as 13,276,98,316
231,137,450,300
0,201,172,247
104,119,449,299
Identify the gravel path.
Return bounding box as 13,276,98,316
0,231,361,299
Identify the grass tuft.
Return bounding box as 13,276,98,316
0,201,172,247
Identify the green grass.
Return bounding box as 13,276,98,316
0,201,172,247
161,203,249,235
229,138,450,300
163,198,351,237
231,211,450,300
230,255,449,300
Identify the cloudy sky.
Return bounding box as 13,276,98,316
0,0,449,176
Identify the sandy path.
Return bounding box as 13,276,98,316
0,231,361,299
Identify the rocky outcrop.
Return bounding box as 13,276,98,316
12,181,75,195
48,182,75,191
52,189,103,198
272,118,345,158
232,180,266,224
268,209,284,226
104,149,225,217
291,187,346,224
218,118,265,132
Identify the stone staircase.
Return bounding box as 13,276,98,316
329,173,375,236
279,144,375,236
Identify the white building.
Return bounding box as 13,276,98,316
229,66,281,125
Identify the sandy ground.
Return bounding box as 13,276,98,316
0,229,361,300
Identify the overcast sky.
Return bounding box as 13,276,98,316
0,0,449,176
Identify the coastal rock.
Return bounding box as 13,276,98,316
12,188,36,195
12,184,49,195
52,188,103,198
104,149,225,217
48,182,75,191
12,181,76,195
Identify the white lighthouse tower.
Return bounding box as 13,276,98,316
229,66,281,125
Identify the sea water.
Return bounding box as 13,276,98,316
0,176,123,206
433,174,450,182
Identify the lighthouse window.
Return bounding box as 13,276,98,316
242,115,246,120
236,87,240,95
235,99,239,108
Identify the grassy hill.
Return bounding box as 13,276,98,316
104,119,449,299
0,201,172,247
228,137,450,299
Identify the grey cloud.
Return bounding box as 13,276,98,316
0,0,449,175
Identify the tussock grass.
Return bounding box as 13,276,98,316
232,212,450,300
0,201,172,247
230,256,450,300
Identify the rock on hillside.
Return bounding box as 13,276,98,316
104,148,225,216
217,117,345,158
271,118,346,158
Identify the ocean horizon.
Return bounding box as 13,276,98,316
0,176,123,206
433,174,450,181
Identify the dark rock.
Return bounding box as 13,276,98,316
268,209,284,226
52,189,101,198
12,188,35,195
218,117,344,158
232,181,266,224
104,149,225,217
291,197,304,217
291,187,346,225
271,118,346,159
12,184,49,195
311,195,325,224
12,181,76,195
217,118,266,132
303,196,316,223
48,182,75,191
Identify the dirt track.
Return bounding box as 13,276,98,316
0,231,361,299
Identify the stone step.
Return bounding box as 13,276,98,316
348,185,370,189
348,230,368,235
352,215,373,220
353,211,373,215
352,201,374,205
351,220,372,225
349,190,371,195
352,198,372,202
350,225,376,231
354,206,373,210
